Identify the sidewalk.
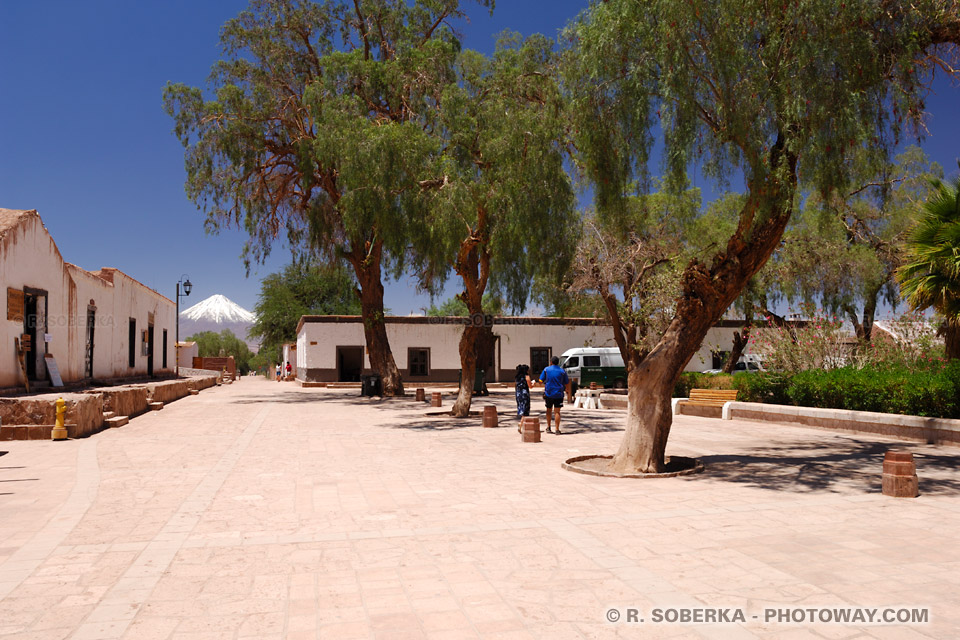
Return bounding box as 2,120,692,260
1,378,958,639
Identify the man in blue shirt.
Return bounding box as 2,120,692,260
539,356,570,435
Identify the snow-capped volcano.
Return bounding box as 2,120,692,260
179,294,258,352
181,294,255,324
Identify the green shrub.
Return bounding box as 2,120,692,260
674,372,735,397
785,363,960,419
733,372,791,404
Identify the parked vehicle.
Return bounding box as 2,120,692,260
701,355,765,374
558,347,626,393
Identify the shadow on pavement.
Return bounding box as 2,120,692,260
701,441,960,495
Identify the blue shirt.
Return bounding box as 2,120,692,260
539,365,569,399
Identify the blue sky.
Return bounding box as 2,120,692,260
2,1,958,315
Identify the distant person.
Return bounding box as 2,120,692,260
538,356,570,435
275,363,281,381
514,364,533,429
285,362,292,378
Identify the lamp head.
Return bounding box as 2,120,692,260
183,279,192,296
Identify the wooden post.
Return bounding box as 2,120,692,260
482,405,498,428
415,388,425,402
431,392,442,408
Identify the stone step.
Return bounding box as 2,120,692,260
105,416,129,428
103,411,116,420
148,402,164,411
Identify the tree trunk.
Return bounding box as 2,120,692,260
451,213,492,417
861,290,879,342
350,242,404,397
610,142,797,474
944,322,960,360
721,326,750,374
453,322,481,417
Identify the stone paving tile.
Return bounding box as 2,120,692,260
0,378,958,638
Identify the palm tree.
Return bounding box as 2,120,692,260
897,174,960,359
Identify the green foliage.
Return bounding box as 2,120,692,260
411,32,578,313
776,146,943,336
250,261,361,362
897,173,960,325
674,372,735,397
164,0,494,273
786,363,960,418
187,330,254,374
732,372,791,405
565,0,944,205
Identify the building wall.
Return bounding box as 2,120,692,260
177,342,198,369
294,317,754,384
1,211,175,388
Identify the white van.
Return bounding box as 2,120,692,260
558,347,626,392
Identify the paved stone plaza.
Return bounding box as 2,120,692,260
1,378,958,639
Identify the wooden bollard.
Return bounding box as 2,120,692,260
589,381,598,390
415,388,425,402
482,405,498,428
882,450,919,498
431,392,442,408
520,416,541,443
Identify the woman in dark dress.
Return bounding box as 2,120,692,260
515,364,532,425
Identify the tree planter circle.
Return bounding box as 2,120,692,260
562,455,704,479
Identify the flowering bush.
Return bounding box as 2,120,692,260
749,304,849,373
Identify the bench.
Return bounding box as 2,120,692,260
687,389,738,406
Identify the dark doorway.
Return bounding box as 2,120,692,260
22,289,47,381
23,293,37,380
147,324,155,377
162,330,168,369
128,319,136,368
530,347,552,379
85,306,96,378
337,346,364,382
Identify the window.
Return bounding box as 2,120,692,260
128,319,136,367
162,330,168,368
583,355,601,367
409,348,429,377
563,356,579,369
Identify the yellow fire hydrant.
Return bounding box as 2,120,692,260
52,397,68,441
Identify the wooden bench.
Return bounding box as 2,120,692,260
687,389,738,406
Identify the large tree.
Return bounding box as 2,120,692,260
778,146,942,341
566,0,960,473
414,34,577,417
250,261,361,362
897,173,960,359
164,0,492,396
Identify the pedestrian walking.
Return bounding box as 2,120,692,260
514,364,533,430
538,356,570,434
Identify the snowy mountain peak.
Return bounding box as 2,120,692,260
180,294,255,324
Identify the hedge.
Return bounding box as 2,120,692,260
674,363,960,419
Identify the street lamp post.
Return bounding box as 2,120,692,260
175,275,192,376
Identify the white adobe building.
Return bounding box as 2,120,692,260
1,208,176,389
295,315,761,383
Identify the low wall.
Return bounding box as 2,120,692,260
184,373,219,391
724,402,960,446
88,386,148,418
0,392,103,438
145,380,190,404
